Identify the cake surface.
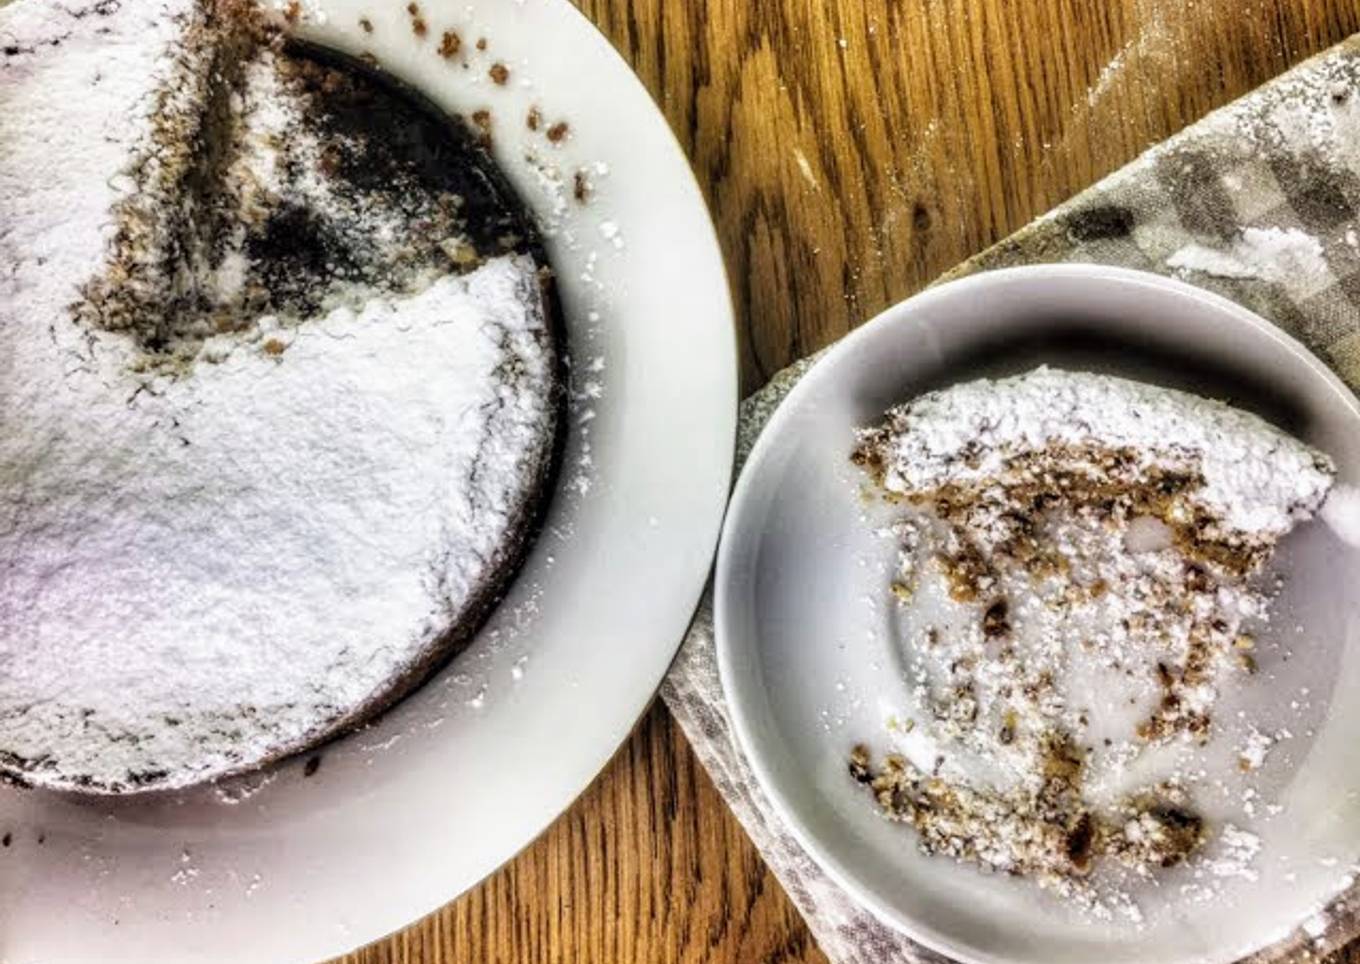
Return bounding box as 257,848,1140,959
0,0,563,792
853,366,1334,551
849,368,1335,907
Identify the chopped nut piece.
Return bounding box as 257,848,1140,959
848,745,873,785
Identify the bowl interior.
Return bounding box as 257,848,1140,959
717,265,1360,964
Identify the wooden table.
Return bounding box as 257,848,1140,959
338,1,1360,961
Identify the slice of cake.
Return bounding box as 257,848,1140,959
0,0,563,792
853,366,1334,569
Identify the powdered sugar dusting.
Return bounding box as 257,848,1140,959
0,0,558,792
1321,483,1360,548
518,146,612,511
1205,824,1263,881
1239,725,1278,772
1222,49,1360,157
865,367,1333,541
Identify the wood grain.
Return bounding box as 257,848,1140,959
337,1,1360,962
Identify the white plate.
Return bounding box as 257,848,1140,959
716,265,1360,964
0,2,735,961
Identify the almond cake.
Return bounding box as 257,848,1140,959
0,0,564,792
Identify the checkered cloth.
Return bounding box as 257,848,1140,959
661,34,1360,964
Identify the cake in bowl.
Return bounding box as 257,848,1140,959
849,367,1334,903
0,0,564,793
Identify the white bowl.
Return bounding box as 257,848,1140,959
0,2,736,961
716,264,1360,964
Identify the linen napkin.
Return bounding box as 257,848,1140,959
661,34,1360,964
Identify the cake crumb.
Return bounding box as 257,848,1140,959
438,30,460,58
1238,726,1276,772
